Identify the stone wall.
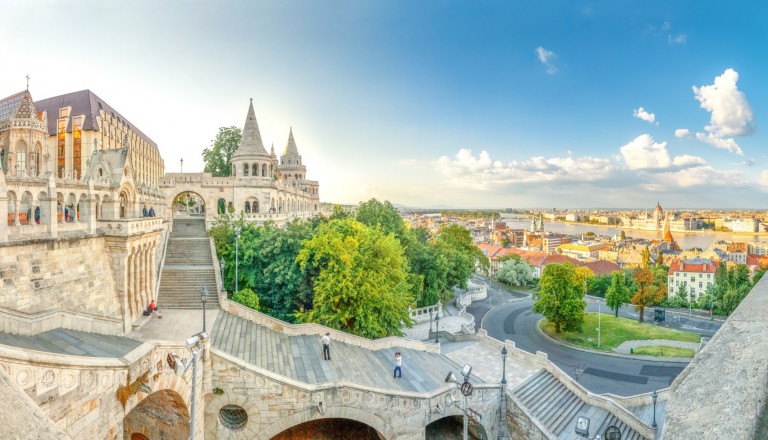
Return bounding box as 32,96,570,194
205,350,504,440
0,236,118,316
663,275,768,439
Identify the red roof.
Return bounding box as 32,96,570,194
668,258,718,275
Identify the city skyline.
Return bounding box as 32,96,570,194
2,1,767,208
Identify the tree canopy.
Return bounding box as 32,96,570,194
630,267,665,322
202,126,241,177
533,263,587,333
605,271,630,317
295,218,414,338
496,257,535,287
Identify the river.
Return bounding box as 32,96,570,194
499,215,768,251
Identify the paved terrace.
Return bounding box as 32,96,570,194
0,328,142,357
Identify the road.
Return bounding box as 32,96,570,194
466,276,723,396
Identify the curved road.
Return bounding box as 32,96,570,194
468,277,722,396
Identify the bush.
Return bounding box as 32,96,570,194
232,288,261,311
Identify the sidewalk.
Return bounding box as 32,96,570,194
614,339,700,355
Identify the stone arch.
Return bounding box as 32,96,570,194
261,163,267,177
251,164,257,177
243,163,249,177
257,405,397,440
217,198,226,215
169,189,207,218
123,388,190,440
125,370,193,415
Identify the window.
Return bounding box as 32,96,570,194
219,405,248,430
691,277,695,283
243,164,249,176
676,272,680,277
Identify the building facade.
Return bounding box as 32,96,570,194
667,258,718,300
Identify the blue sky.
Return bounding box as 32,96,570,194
1,1,767,208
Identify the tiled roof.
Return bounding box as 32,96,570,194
583,260,621,275
668,258,718,274
34,89,157,148
233,99,269,158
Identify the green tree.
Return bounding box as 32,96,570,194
496,258,535,287
754,266,768,286
329,204,350,220
574,266,594,294
532,263,586,333
436,224,489,288
728,264,751,291
295,218,414,338
232,288,260,311
354,198,406,239
605,271,630,317
202,126,241,177
641,246,651,268
586,273,612,297
630,267,665,322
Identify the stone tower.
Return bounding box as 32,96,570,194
231,99,275,179
278,127,307,181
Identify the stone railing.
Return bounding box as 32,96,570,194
0,306,124,336
458,308,476,334
99,217,164,236
408,303,441,324
220,299,440,354
663,275,768,440
466,278,488,301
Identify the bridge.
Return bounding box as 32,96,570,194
0,214,764,439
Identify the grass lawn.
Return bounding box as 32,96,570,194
633,345,695,358
540,312,701,352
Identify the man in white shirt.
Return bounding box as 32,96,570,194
321,333,331,360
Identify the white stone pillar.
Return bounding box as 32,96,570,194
0,170,7,242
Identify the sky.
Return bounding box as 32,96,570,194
1,0,767,209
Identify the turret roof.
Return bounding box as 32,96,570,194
233,99,269,158
282,127,300,157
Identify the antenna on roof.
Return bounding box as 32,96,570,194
26,74,30,91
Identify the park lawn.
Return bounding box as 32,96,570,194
540,312,701,352
633,346,695,358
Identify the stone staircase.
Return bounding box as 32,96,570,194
157,218,219,309
513,370,647,440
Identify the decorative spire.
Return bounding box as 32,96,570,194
283,127,300,157
233,100,269,157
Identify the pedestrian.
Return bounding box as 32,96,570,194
393,352,402,378
148,206,156,217
321,332,331,360
143,205,149,217
147,299,162,319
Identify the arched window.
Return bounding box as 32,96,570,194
252,164,257,176
243,164,249,176
253,200,259,213
16,141,27,173
262,164,267,176
245,201,251,213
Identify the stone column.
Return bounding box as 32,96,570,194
45,175,58,238
0,170,7,242
127,253,135,319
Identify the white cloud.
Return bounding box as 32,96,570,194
693,68,754,137
668,33,687,45
675,128,690,138
535,47,558,74
434,149,613,189
659,166,744,187
761,170,768,186
693,132,743,155
620,134,705,170
633,107,657,124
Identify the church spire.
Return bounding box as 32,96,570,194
283,126,300,157
233,99,269,158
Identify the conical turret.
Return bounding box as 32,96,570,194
233,99,269,158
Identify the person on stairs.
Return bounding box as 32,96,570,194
321,332,331,360
393,352,402,378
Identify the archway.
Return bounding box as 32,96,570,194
123,389,190,440
171,191,206,218
426,415,486,440
270,418,381,440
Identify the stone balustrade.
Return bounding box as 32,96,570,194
219,298,441,354
99,217,164,236
663,275,768,439
0,306,124,336
408,303,441,324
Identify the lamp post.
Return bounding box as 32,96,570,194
219,257,225,295
429,310,433,333
652,390,658,429
200,285,208,334
499,345,509,439
445,364,473,440
235,226,241,295
180,157,183,173
434,313,440,343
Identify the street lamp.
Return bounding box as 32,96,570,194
179,333,206,440
651,390,658,429
219,257,225,294
435,312,440,344
429,309,433,333
501,346,508,385
200,285,208,334
445,364,474,440
235,226,242,295
180,157,183,173
499,345,510,439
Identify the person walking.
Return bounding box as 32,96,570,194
321,332,331,360
393,352,402,378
